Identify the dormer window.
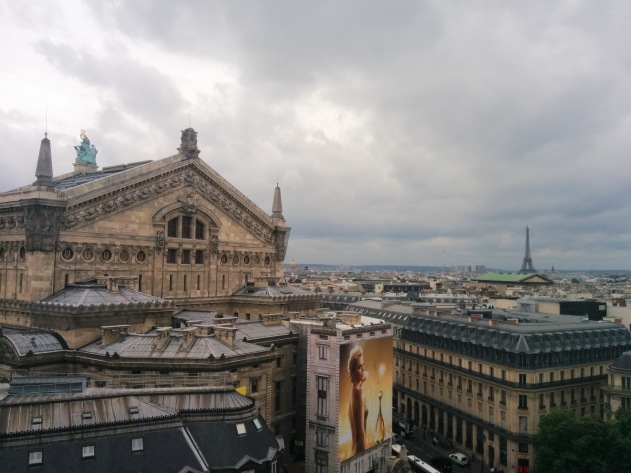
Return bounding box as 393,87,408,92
236,423,246,435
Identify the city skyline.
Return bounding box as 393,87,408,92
2,1,631,270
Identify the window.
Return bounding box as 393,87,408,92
182,216,193,238
519,416,528,433
181,249,191,264
488,386,494,401
519,373,527,386
253,417,263,431
167,248,177,264
195,220,205,239
131,438,144,452
518,394,528,409
318,345,329,360
29,451,43,466
518,442,529,453
271,461,278,473
316,430,329,448
317,376,329,416
315,454,328,473
275,381,282,411
251,378,259,394
477,382,483,396
167,217,178,237
550,392,556,407
236,423,246,435
539,394,545,408
276,358,281,368
82,445,95,458
195,250,204,264
500,390,507,405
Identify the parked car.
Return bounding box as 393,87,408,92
449,453,470,467
430,456,453,472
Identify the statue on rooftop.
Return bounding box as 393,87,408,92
74,130,98,165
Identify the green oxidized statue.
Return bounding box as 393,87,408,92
74,129,98,164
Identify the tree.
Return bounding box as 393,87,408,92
534,409,631,473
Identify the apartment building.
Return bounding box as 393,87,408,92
346,300,631,473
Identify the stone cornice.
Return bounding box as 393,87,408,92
60,163,277,244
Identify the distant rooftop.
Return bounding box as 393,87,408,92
473,272,554,284
232,282,318,298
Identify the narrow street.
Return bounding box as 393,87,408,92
397,433,488,473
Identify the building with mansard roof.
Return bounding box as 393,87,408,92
0,378,282,473
342,299,631,473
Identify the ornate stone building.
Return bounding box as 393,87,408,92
0,129,290,306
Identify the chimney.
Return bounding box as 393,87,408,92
101,325,130,345
179,327,197,350
488,319,500,326
193,324,213,336
214,325,237,347
153,327,171,350
506,318,519,324
260,313,282,325
468,314,482,323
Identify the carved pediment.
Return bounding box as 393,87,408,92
60,164,277,244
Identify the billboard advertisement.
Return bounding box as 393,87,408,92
338,336,393,461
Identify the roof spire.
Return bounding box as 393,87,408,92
271,182,284,221
34,132,54,188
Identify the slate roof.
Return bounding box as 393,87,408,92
80,330,268,359
175,310,294,342
232,282,317,297
0,385,278,473
610,351,631,373
0,326,67,355
346,301,631,354
0,393,176,434
53,162,152,191
39,282,168,307
187,414,279,469
0,428,206,473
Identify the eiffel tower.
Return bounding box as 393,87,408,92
519,226,536,273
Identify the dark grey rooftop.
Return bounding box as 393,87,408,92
0,392,176,434
610,351,631,372
53,162,152,191
39,281,169,307
80,329,268,359
233,282,318,298
175,310,294,342
347,300,631,354
0,386,273,473
0,326,67,355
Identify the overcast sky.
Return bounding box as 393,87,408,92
2,1,631,271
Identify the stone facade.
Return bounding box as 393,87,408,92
0,129,290,306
